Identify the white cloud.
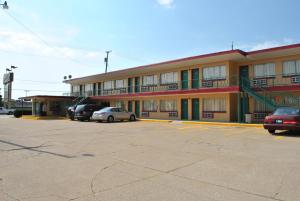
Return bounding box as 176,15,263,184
157,0,174,8
0,29,104,63
249,38,294,51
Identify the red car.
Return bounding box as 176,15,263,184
264,107,300,134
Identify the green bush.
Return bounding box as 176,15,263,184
14,110,22,118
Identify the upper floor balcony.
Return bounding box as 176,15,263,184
71,76,239,97
247,74,300,89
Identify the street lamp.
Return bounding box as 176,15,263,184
0,1,9,9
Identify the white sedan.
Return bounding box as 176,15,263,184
92,107,136,122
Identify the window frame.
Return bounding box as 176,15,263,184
203,98,226,113
203,65,227,81
282,60,300,77
142,100,158,112
160,100,178,112
160,72,178,85
142,75,158,86
253,63,276,78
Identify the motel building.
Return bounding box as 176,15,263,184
61,44,300,123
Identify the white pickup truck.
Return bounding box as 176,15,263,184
0,107,15,115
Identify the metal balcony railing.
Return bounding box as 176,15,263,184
87,77,239,97
249,74,300,88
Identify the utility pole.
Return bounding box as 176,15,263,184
104,51,112,73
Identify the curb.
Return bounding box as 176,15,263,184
21,116,68,120
139,119,263,128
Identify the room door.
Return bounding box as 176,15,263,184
192,98,200,120
181,99,189,120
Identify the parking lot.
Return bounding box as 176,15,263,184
1,118,300,201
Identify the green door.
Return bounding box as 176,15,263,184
135,77,140,93
181,70,189,90
191,69,199,89
135,101,140,118
192,98,200,120
128,101,133,112
128,78,133,93
181,99,188,120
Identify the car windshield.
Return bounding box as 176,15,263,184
75,105,85,112
273,108,300,115
99,107,113,112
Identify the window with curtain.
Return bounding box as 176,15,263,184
115,101,125,109
85,84,93,91
72,85,80,93
203,98,226,112
143,100,158,112
160,100,177,112
143,75,158,86
254,63,275,78
104,80,114,90
203,66,226,80
115,80,125,89
283,60,300,76
160,72,178,84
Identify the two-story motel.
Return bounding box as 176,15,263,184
62,43,300,123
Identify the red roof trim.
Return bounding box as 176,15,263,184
90,86,240,100
247,43,300,55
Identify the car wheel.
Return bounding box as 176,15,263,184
268,129,276,134
129,115,136,121
8,112,13,115
107,116,114,123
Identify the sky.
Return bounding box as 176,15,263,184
0,0,300,99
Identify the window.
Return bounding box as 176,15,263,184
143,75,158,86
115,101,125,109
115,80,125,89
283,60,300,76
72,85,80,93
143,100,158,112
104,80,114,90
254,63,275,78
85,84,93,91
203,66,226,80
203,98,226,112
160,100,177,112
160,72,178,84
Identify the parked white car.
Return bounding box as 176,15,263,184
0,107,15,115
92,107,136,122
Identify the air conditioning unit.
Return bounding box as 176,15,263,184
202,112,214,119
252,79,267,87
167,84,178,90
141,112,150,117
141,86,151,92
169,112,178,117
202,80,213,88
291,76,300,84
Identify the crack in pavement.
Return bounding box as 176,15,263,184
0,139,76,159
169,173,285,201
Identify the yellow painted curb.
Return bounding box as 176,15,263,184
21,115,68,120
139,119,263,128
139,119,173,123
182,121,263,128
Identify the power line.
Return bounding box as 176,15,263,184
2,10,90,67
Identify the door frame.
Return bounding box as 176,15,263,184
192,98,200,120
181,99,189,120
